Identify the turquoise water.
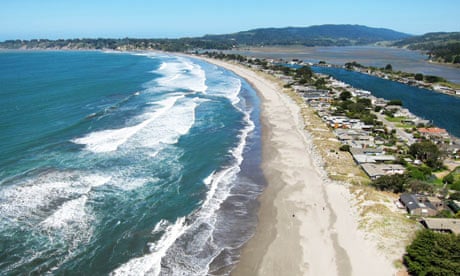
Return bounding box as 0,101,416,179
0,51,263,275
313,66,460,138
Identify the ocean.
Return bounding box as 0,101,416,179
0,51,264,275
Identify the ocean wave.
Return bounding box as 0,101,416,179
110,217,189,276
110,103,256,274
207,73,242,106
129,98,198,150
153,57,208,93
72,95,185,153
0,172,110,223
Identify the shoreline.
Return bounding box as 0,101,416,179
197,57,397,275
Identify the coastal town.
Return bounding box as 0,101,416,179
200,51,460,273
253,54,460,222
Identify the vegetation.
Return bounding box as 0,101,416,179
371,174,407,193
388,99,403,106
393,32,460,64
409,141,443,170
344,61,364,69
201,25,411,47
0,38,235,52
295,66,314,84
404,230,460,276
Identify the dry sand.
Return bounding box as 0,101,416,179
197,57,396,276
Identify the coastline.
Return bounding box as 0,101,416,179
197,57,397,275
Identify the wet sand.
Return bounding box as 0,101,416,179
197,57,395,276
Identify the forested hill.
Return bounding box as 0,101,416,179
392,32,460,64
0,25,412,51
202,24,411,46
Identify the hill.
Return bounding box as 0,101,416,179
203,24,411,46
0,25,411,51
392,32,460,64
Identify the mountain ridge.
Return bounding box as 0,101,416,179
202,24,412,46
0,24,413,50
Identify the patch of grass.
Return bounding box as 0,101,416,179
385,116,406,123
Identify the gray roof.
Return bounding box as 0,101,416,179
400,193,437,211
422,218,460,234
361,163,405,178
400,193,420,211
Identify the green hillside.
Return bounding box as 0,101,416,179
393,32,460,64
203,24,411,46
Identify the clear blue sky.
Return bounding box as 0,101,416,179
1,0,459,40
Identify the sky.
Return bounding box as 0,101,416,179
1,0,459,41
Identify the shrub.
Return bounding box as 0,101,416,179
339,144,350,152
404,230,460,276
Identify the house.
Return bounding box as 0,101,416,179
399,193,438,216
349,148,396,164
425,196,447,211
420,218,460,234
417,127,449,140
361,163,405,180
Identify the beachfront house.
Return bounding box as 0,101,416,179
361,163,405,180
399,193,438,216
349,148,396,164
420,218,460,234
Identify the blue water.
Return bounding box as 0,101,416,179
313,66,460,138
0,51,264,275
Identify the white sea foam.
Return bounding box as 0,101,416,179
72,95,184,153
154,57,208,92
130,99,198,149
209,76,242,105
0,171,110,224
39,195,89,229
110,217,188,276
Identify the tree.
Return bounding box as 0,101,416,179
339,91,352,101
404,230,460,276
388,99,403,106
409,141,443,170
385,64,393,71
371,174,407,193
443,173,455,184
450,192,460,201
454,56,460,64
414,73,424,81
339,144,350,152
295,66,313,80
407,179,434,194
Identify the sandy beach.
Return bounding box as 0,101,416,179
198,57,396,276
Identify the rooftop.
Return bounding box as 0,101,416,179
421,218,460,235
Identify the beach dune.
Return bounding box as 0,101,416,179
199,57,395,276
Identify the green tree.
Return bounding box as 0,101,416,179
414,73,424,81
385,64,393,71
371,174,407,193
295,66,313,80
339,91,352,101
444,173,455,184
454,56,460,64
450,192,460,201
388,99,403,106
404,230,460,276
409,141,443,170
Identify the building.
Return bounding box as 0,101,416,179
417,127,449,140
420,218,460,234
399,193,438,216
361,163,405,180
